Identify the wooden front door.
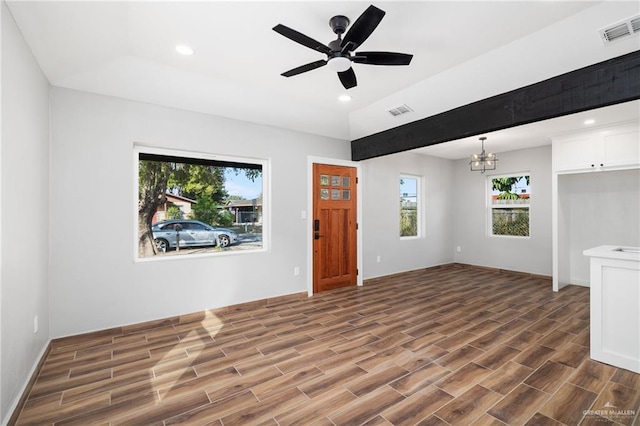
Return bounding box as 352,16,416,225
313,163,357,293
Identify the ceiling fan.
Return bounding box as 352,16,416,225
273,5,413,90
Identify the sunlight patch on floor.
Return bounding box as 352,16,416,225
153,312,226,402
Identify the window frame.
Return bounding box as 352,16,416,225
399,174,422,239
134,144,269,262
487,172,531,239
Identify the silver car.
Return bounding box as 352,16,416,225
152,219,238,252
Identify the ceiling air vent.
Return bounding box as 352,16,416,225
599,15,640,44
387,104,413,117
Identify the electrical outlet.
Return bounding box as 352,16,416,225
376,255,381,263
456,246,461,253
293,266,300,276
34,315,39,334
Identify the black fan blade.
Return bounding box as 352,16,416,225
353,51,413,66
341,5,385,51
281,60,327,77
273,24,331,54
338,67,357,89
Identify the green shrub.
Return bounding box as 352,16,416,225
400,208,417,237
165,205,183,220
492,209,529,236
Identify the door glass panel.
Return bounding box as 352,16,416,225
320,189,330,200
342,176,350,187
331,189,340,200
342,190,350,200
320,175,330,186
331,175,340,186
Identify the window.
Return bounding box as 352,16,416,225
136,147,266,259
400,175,420,238
489,174,530,237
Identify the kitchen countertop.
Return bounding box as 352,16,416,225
583,245,640,262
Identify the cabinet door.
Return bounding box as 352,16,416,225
553,136,598,172
601,130,640,169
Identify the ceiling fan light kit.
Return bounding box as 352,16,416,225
328,56,352,72
273,4,413,90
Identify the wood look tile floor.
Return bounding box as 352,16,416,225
13,265,640,425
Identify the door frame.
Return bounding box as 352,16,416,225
307,156,363,296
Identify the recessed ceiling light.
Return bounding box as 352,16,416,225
338,94,352,102
584,119,595,125
175,45,194,56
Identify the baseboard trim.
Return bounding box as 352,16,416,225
51,291,308,349
363,262,458,283
364,263,551,285
5,341,51,426
8,290,307,424
452,263,552,282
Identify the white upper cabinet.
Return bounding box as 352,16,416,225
601,129,640,168
552,122,640,173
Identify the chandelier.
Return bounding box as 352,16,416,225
469,137,497,173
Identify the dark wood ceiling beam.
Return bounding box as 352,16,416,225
351,50,640,161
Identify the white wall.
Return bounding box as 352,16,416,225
49,88,351,338
558,169,640,286
361,151,454,278
1,2,50,421
453,145,553,276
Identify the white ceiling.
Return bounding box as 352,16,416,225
5,1,640,158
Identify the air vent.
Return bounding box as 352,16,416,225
599,15,640,44
387,104,413,117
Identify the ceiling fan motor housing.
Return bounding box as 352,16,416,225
329,15,350,35
328,39,346,53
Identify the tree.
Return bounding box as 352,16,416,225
168,164,227,202
138,161,174,257
191,194,217,225
492,176,529,200
400,200,417,237
230,167,261,183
